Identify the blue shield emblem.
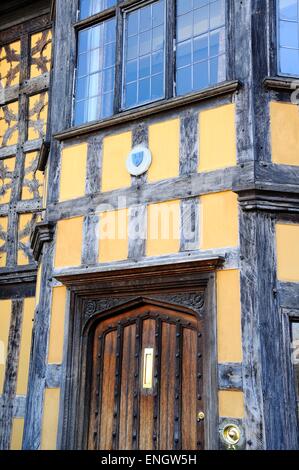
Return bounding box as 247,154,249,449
132,151,144,167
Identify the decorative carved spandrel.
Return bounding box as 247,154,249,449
0,157,15,205
28,92,48,141
17,213,39,266
0,101,19,147
0,216,8,268
0,41,20,90
30,30,52,79
21,152,43,201
83,292,205,325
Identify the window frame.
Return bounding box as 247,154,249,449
276,0,299,78
281,307,299,438
121,0,168,111
290,318,299,419
73,0,230,127
175,0,227,97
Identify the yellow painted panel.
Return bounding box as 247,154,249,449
147,200,180,257
0,157,15,205
276,223,299,282
30,30,52,79
102,131,132,192
217,270,242,363
218,391,244,418
271,101,299,166
0,101,19,147
201,191,239,250
99,209,128,263
48,287,67,364
0,216,8,268
0,40,20,88
41,388,60,450
0,299,11,393
54,217,83,268
59,143,88,201
148,119,180,182
199,104,237,172
10,418,24,450
16,298,35,395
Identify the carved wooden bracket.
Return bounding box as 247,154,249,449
30,220,55,262
237,188,299,213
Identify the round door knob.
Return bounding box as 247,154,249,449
197,411,205,422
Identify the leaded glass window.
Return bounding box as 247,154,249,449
79,0,116,20
74,17,116,125
176,0,226,95
278,0,299,75
123,0,166,109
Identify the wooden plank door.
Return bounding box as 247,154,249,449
88,304,204,450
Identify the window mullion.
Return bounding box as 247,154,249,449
165,0,175,100
114,5,124,113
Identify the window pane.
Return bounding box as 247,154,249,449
140,55,151,78
89,72,101,96
74,18,116,125
151,73,163,99
280,0,298,21
126,82,137,108
280,47,299,74
194,6,209,36
177,41,192,68
194,60,209,89
278,0,299,75
280,20,299,47
152,50,164,74
177,12,193,42
123,0,165,109
176,0,226,95
177,66,192,95
210,0,225,29
126,60,138,82
79,0,116,20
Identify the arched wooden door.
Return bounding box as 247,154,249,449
88,303,204,450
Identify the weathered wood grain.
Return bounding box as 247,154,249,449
0,300,23,449
218,363,243,391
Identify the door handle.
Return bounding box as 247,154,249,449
197,411,205,422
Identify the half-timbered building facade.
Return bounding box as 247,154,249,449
0,0,299,450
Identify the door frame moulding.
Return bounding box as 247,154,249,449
56,258,223,450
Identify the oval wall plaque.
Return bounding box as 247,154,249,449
126,145,152,176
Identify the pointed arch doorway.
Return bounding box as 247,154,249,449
57,259,221,450
88,301,204,450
